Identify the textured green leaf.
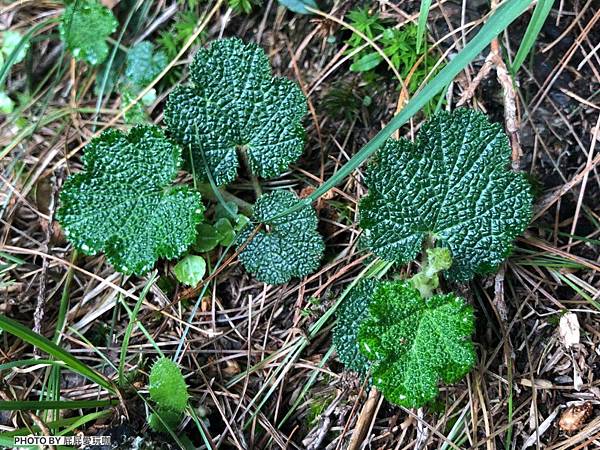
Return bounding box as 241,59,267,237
59,1,117,66
149,357,189,413
125,41,168,90
358,281,475,408
164,38,307,185
148,408,182,433
333,279,377,378
56,125,204,275
173,255,206,287
238,190,324,285
360,109,533,281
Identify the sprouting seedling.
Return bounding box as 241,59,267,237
56,125,204,275
148,357,189,433
59,0,118,66
360,108,533,281
237,190,324,285
164,38,307,186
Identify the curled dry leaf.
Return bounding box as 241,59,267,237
558,402,593,432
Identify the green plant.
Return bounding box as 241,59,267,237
360,109,533,281
345,9,440,89
237,190,324,285
158,11,202,61
0,30,30,114
358,280,475,408
332,279,377,378
164,38,307,186
173,254,207,287
124,41,168,90
335,109,532,408
59,0,118,66
121,41,168,123
56,125,204,275
148,357,189,432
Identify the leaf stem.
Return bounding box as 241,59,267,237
239,145,262,199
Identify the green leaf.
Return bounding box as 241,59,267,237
149,357,189,413
360,109,533,281
215,218,235,246
358,281,475,408
56,125,204,275
0,92,14,114
59,0,118,66
125,41,168,90
333,279,377,378
194,223,220,252
277,0,318,14
237,190,324,285
1,31,29,64
173,255,206,287
148,408,182,433
350,52,382,72
164,38,307,185
416,0,433,52
511,0,555,73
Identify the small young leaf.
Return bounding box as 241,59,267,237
358,280,475,408
1,30,29,64
333,279,377,378
164,38,307,185
360,109,533,281
350,52,382,72
59,0,118,66
277,0,318,14
149,357,189,413
237,190,324,285
56,125,204,275
125,41,168,90
215,218,235,246
194,223,220,252
173,255,206,287
0,92,14,114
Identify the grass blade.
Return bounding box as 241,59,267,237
511,0,555,73
0,399,117,411
118,273,157,385
0,315,116,394
417,0,433,52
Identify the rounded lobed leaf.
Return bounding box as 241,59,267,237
333,279,378,378
360,108,533,281
164,38,307,185
237,190,324,285
149,357,189,413
358,280,475,408
125,41,168,90
59,0,118,66
56,125,204,275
